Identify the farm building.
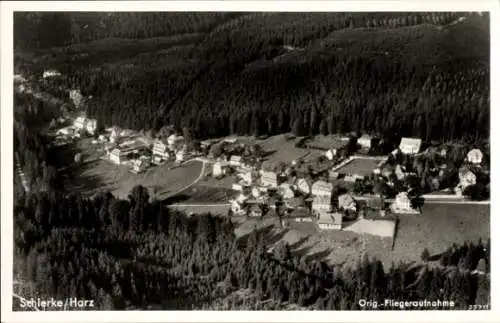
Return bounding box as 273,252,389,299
86,118,97,135
458,167,477,189
109,148,127,165
467,149,483,165
317,212,343,230
399,138,422,155
357,135,374,149
390,192,419,214
312,196,332,214
325,148,337,161
229,155,243,167
261,171,279,188
338,194,357,212
278,183,295,199
43,69,61,79
295,178,312,195
311,180,333,197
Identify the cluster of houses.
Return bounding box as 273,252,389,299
53,115,98,146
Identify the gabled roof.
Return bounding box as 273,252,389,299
230,155,242,162
399,137,422,151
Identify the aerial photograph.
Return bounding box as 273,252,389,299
10,11,490,312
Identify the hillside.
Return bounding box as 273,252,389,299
14,12,490,143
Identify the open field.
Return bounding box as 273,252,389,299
231,203,490,270
58,138,202,199
253,134,323,169
303,135,347,150
336,157,381,176
174,185,238,204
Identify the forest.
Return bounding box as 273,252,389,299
14,12,490,144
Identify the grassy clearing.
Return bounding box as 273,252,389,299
60,138,202,199
304,135,347,150
336,158,381,176
254,134,323,169
177,185,238,204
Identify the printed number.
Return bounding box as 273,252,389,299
468,304,490,310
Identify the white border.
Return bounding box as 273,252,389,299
1,1,498,322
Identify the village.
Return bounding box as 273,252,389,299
17,70,490,244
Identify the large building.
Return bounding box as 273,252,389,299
261,171,278,188
212,162,227,177
229,155,243,167
311,180,333,197
357,135,374,150
312,195,332,214
399,137,422,155
109,148,127,165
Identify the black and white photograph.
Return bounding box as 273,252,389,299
1,1,498,322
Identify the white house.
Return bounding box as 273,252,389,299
132,156,150,173
230,199,246,216
167,134,184,148
109,148,126,165
467,149,483,165
232,183,243,191
152,140,169,164
312,196,332,214
317,212,343,230
357,135,373,150
69,89,83,108
296,178,312,195
86,118,97,135
325,148,337,161
458,167,477,189
395,165,406,180
399,138,422,155
338,194,357,212
43,69,61,79
229,155,243,167
74,116,87,130
212,162,227,177
390,192,419,214
278,183,295,199
251,186,262,199
239,171,254,185
261,171,278,188
175,149,186,163
311,180,333,197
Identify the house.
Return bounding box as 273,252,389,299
317,212,343,230
261,171,278,188
248,204,264,218
56,127,74,136
132,156,150,173
329,170,340,180
109,148,127,165
295,178,312,195
390,192,419,214
212,162,227,177
395,165,406,180
338,194,357,212
232,183,243,191
399,138,422,155
365,197,385,210
251,186,263,199
230,199,247,216
110,128,120,144
278,183,295,199
43,69,61,79
175,149,185,163
238,171,254,185
74,116,87,130
325,148,337,161
285,196,306,210
86,118,97,135
167,134,184,149
152,140,170,163
229,155,243,167
69,89,83,108
311,180,333,197
282,209,313,227
458,167,477,189
357,135,374,150
312,196,332,214
467,149,483,165
344,174,364,183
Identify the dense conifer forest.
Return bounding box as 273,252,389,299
14,12,490,143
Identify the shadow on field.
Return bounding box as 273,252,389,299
163,194,190,205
